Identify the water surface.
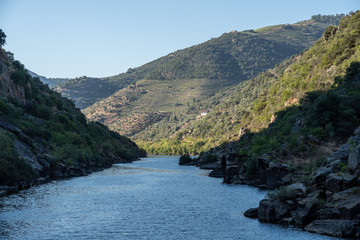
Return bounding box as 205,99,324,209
0,156,338,239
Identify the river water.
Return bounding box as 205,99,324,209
0,156,338,240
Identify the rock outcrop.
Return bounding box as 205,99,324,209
245,126,360,239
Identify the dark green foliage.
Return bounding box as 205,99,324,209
0,132,35,185
10,60,32,87
311,14,344,25
245,157,257,178
200,152,218,164
0,50,145,187
0,98,9,114
143,12,360,164
267,186,299,201
0,29,6,47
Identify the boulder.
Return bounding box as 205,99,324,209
323,188,360,220
244,207,258,218
199,162,219,170
325,173,357,193
286,183,307,195
37,158,51,177
313,159,343,185
68,166,84,177
0,121,22,134
265,163,289,189
258,199,290,222
13,140,43,172
208,167,223,178
178,155,194,165
313,166,332,184
348,144,360,173
305,220,360,239
317,208,341,219
255,157,290,189
50,162,67,179
256,156,270,184
328,144,350,162
224,166,239,183
295,202,317,227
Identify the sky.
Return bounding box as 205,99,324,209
0,0,358,78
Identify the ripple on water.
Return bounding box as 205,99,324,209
0,156,340,240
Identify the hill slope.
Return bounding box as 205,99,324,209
0,47,146,195
188,12,360,239
83,15,343,142
143,12,360,155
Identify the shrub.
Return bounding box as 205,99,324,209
0,132,35,185
0,98,9,114
245,157,257,178
267,186,298,201
202,153,218,164
337,161,347,172
11,70,27,86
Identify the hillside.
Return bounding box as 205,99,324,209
201,12,360,239
0,45,146,196
83,15,343,143
141,12,360,155
173,12,360,239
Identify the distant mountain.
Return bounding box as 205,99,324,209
27,70,70,88
59,15,344,111
54,76,125,109
81,14,344,142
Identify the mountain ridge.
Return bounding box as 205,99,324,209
142,12,359,155
81,14,344,145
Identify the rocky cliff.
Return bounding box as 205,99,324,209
0,51,26,104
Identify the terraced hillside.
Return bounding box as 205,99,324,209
143,12,360,156
82,15,343,143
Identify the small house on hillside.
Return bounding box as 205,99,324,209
200,110,209,116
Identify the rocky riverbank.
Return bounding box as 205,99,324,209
244,127,360,239
0,47,147,197
0,120,145,197
180,127,360,238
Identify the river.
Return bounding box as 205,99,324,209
0,156,338,239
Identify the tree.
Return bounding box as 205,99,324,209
0,29,6,47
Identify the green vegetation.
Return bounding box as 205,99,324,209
81,15,343,152
0,130,34,186
0,46,145,187
141,12,360,161
0,29,6,47
267,186,299,201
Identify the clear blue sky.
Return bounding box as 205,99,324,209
0,0,358,78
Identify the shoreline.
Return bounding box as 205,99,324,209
179,127,360,239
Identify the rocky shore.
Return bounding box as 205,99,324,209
180,127,360,239
0,119,145,197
